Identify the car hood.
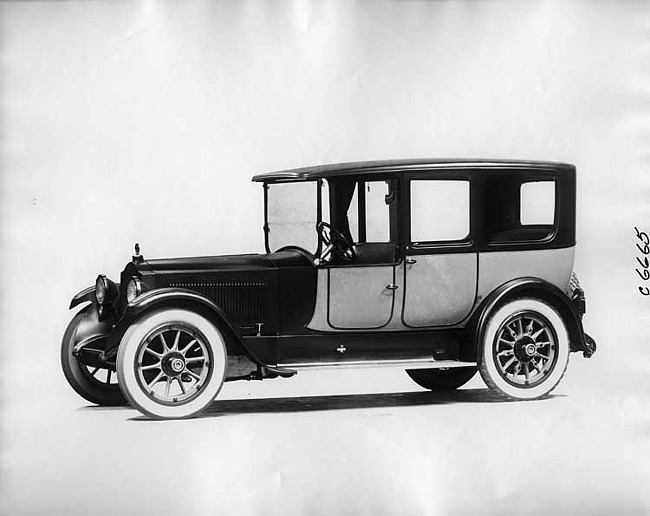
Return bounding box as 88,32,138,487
142,253,274,273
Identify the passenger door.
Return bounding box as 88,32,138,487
327,179,398,329
328,264,396,329
402,175,477,327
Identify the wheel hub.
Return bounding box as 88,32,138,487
161,352,186,377
513,335,536,362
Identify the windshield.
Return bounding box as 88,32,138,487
266,181,327,253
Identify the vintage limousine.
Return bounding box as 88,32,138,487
62,159,596,419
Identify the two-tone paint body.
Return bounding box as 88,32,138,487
69,159,595,381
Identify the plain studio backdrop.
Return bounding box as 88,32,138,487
1,1,649,515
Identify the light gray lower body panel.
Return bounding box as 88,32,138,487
402,253,477,327
477,247,574,299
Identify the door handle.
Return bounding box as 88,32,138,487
386,284,399,290
405,258,417,264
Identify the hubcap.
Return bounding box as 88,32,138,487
136,324,212,405
160,352,186,377
493,312,557,388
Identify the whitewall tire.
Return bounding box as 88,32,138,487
478,298,569,400
117,309,227,419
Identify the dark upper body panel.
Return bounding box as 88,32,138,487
252,158,575,183
143,250,313,273
144,253,273,272
123,249,317,335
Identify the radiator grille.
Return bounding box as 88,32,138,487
169,281,267,324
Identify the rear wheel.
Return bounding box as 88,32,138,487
61,309,125,406
406,367,477,391
478,298,569,400
117,308,227,419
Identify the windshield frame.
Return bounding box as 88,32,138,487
262,179,324,255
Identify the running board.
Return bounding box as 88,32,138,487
263,364,298,378
279,359,477,371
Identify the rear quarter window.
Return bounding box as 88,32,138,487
483,174,558,245
521,181,556,225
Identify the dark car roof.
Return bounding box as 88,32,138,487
252,158,574,183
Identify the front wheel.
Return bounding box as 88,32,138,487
117,309,228,419
478,298,570,400
61,309,126,406
406,367,477,391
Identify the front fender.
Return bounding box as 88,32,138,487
63,303,113,368
69,286,95,309
104,288,273,367
473,277,593,357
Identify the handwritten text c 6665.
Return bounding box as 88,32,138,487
635,227,649,296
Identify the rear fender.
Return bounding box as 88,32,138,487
104,288,272,367
469,277,590,359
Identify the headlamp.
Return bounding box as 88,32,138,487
126,277,142,303
95,275,108,304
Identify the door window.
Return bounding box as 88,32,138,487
345,180,391,243
364,181,391,242
410,180,470,243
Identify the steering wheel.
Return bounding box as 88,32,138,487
317,222,356,263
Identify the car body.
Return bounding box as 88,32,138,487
61,158,596,419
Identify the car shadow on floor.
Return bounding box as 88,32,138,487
78,404,131,412
121,388,563,421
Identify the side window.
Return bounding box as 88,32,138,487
347,185,359,242
410,180,470,243
365,181,390,242
520,181,555,225
345,181,391,243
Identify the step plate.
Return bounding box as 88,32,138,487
281,359,477,371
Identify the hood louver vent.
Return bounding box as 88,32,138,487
169,281,267,325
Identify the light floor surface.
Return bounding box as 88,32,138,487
2,355,649,516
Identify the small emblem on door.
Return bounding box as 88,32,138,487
336,345,346,353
